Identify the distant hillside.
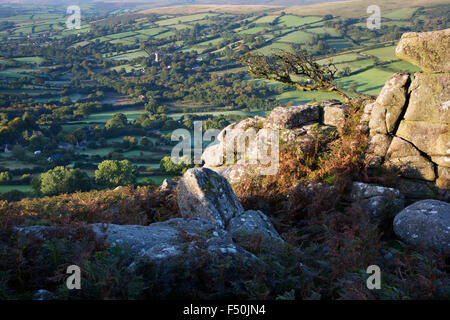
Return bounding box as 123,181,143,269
0,0,347,6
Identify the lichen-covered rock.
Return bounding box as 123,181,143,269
322,100,348,127
396,121,449,157
177,167,244,227
350,182,404,216
398,179,438,201
302,123,337,137
159,178,177,193
201,143,224,167
217,116,265,142
404,73,450,123
361,101,376,124
385,137,436,181
210,163,269,185
228,210,283,243
264,105,320,129
369,73,410,135
366,134,392,157
92,218,230,255
92,219,266,298
209,116,267,167
364,134,392,167
393,200,450,254
436,166,450,190
395,29,450,73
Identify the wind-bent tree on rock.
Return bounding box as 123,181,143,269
238,49,351,104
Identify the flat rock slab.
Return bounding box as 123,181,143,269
264,105,320,129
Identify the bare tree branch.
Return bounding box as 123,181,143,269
238,49,351,104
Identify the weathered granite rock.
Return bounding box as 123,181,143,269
366,134,392,157
350,182,404,216
396,121,449,157
228,210,282,243
211,116,267,166
398,179,438,201
369,73,410,135
361,101,376,124
364,134,392,167
202,143,224,167
431,155,450,168
395,28,450,73
209,163,270,185
385,137,436,181
177,168,244,227
393,200,450,254
436,166,450,190
91,219,227,255
302,123,337,137
322,100,348,127
264,105,320,129
159,178,177,193
404,73,450,123
92,219,266,297
280,128,307,144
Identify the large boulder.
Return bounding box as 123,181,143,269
322,99,348,127
368,73,410,135
396,121,448,158
227,210,283,244
264,105,320,129
384,137,436,181
404,73,450,123
92,219,267,298
91,218,227,256
350,182,404,216
201,143,224,167
217,116,265,143
367,134,392,156
393,200,450,254
395,29,450,73
177,168,244,228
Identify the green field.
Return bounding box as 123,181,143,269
253,15,279,24
257,42,294,55
308,27,341,37
275,90,338,105
385,60,421,73
0,185,33,193
154,31,175,39
238,27,266,35
83,108,145,123
277,30,312,44
196,37,224,47
277,15,323,27
362,46,398,61
156,13,215,26
339,68,394,95
13,56,45,64
382,8,417,19
337,59,375,72
110,50,149,61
